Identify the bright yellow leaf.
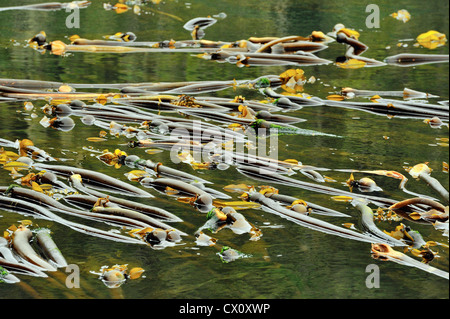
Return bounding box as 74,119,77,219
326,94,345,101
114,3,129,14
129,267,145,280
86,137,107,142
336,59,366,69
416,30,447,49
331,195,353,202
390,9,411,23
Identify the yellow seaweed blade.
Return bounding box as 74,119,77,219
323,176,337,183
147,8,183,21
19,220,33,226
370,95,381,101
213,200,261,210
125,170,150,181
96,95,108,105
129,267,145,280
0,149,19,161
165,186,179,195
145,149,163,155
279,69,305,86
326,94,345,101
290,199,308,207
336,59,366,69
129,227,153,238
31,182,44,193
228,123,243,131
86,137,107,142
49,40,67,56
39,184,54,191
340,28,360,40
343,223,355,229
114,3,129,14
3,161,30,170
416,30,447,49
49,99,73,106
69,34,80,43
3,231,10,240
331,195,353,202
259,186,279,196
409,212,422,220
223,184,251,193
283,159,299,165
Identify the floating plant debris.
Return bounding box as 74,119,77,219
0,3,448,299
92,264,145,288
390,9,411,23
416,30,447,49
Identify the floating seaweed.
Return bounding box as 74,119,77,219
243,189,387,244
384,53,449,67
371,243,448,279
91,264,145,288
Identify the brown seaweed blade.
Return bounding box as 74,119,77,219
0,195,146,245
341,87,439,99
66,177,183,222
0,186,158,230
32,163,153,198
324,100,449,120
236,165,427,211
261,191,350,217
246,191,386,244
384,53,449,67
371,243,449,280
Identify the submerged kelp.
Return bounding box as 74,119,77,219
0,0,448,299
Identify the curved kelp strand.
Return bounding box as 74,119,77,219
0,195,146,245
0,186,154,229
122,154,211,184
34,228,68,268
247,192,384,244
91,206,187,236
351,199,407,247
12,226,57,272
0,238,48,278
324,100,449,120
65,177,182,222
0,256,47,278
0,265,20,284
33,163,152,197
140,177,210,198
371,244,449,280
264,192,350,217
236,165,410,210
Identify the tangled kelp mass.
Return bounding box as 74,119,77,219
0,0,448,299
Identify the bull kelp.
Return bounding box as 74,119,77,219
0,0,448,301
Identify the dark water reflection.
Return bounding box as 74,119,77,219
0,0,448,299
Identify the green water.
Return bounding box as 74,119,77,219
0,0,448,299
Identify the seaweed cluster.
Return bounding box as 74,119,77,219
0,2,448,293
